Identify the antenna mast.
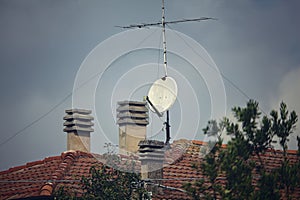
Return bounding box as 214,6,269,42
162,0,168,77
117,1,216,145
161,0,170,145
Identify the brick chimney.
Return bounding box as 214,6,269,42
138,140,165,180
117,101,148,154
63,109,94,152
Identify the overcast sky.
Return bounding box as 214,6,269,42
0,0,300,171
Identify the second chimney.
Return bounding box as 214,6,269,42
63,109,94,152
117,101,148,154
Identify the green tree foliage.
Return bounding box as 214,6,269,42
271,102,298,199
54,143,149,200
184,100,299,200
80,165,147,200
54,165,148,200
253,171,280,200
271,102,298,159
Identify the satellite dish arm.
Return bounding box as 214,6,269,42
146,96,171,145
146,96,163,117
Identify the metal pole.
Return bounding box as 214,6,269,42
165,110,170,144
162,0,168,77
162,0,170,145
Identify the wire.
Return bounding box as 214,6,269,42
0,177,225,183
0,93,72,147
134,28,159,49
166,24,268,116
0,65,105,148
148,182,188,193
145,177,201,181
0,72,100,148
0,29,160,149
0,179,81,183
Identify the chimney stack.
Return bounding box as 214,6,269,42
63,109,94,152
138,140,165,180
117,101,148,154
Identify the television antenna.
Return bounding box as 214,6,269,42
118,0,215,145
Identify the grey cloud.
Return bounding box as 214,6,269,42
0,0,300,170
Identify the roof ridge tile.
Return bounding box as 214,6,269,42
39,151,80,196
26,160,44,168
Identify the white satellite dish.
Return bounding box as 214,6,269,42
147,76,178,114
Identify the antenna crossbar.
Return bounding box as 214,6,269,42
116,17,216,29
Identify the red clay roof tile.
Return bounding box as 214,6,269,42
0,140,299,200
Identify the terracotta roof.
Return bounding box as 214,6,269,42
0,140,299,200
158,140,300,200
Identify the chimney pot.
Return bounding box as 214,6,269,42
63,109,94,152
117,101,148,154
